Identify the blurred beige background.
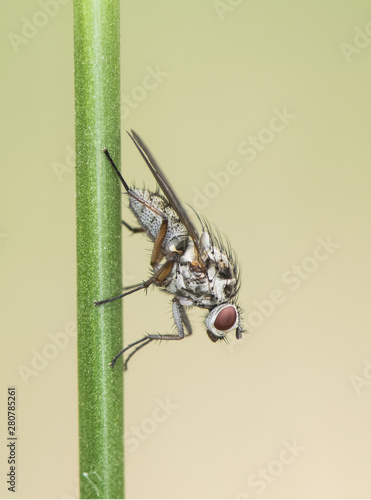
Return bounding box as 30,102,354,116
1,1,371,498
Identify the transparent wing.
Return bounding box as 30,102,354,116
128,130,204,264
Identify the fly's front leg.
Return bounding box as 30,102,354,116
110,297,191,369
110,336,154,368
123,338,153,371
146,297,192,342
173,298,192,337
122,301,188,369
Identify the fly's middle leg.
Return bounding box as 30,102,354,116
95,258,176,306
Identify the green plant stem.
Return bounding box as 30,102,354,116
73,1,124,498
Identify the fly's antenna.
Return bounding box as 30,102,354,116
102,147,130,192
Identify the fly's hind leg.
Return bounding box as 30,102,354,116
102,149,145,235
98,147,174,305
103,148,170,266
173,298,192,337
121,181,170,267
104,147,179,270
123,189,169,267
121,220,144,234
150,218,168,266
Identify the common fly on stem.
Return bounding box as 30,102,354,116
95,131,244,369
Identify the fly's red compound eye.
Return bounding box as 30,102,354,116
214,305,237,331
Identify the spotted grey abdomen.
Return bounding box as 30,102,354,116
129,189,189,253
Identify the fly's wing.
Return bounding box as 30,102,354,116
128,130,205,266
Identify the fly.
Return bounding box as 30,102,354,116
95,131,244,369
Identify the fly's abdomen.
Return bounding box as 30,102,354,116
129,189,188,253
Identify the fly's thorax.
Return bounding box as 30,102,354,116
161,243,212,305
204,245,239,303
129,189,188,252
161,239,238,309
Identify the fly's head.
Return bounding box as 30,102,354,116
205,303,243,341
199,230,244,341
